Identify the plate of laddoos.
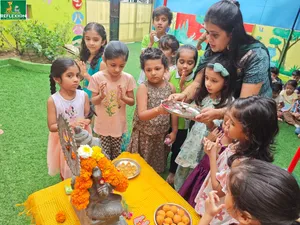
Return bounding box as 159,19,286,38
113,158,141,179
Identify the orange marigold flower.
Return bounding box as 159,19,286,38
81,158,97,171
56,211,66,223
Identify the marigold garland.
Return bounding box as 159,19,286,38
56,211,66,223
71,146,128,210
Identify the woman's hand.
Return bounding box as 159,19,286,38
167,93,187,102
195,108,225,124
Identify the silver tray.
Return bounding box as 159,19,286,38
162,100,200,119
113,158,141,179
154,202,192,225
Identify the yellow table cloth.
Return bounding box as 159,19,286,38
24,152,200,225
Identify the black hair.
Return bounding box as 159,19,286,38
270,66,279,75
292,70,300,77
159,34,180,53
152,6,173,25
80,22,107,69
195,54,235,108
227,96,279,166
229,159,300,225
175,44,198,66
272,82,282,94
285,80,298,89
49,58,80,94
140,48,168,70
103,41,129,62
204,0,257,62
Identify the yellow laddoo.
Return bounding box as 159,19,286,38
173,214,182,223
166,211,174,219
164,217,173,224
177,209,185,217
162,204,171,212
156,215,165,225
182,215,190,224
170,205,178,214
157,210,166,217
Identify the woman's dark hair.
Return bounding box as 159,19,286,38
152,6,173,25
204,0,256,62
103,41,129,62
285,80,298,89
175,44,198,67
80,22,107,69
159,34,180,53
140,48,168,70
229,159,300,225
227,96,279,166
49,58,80,94
271,66,279,75
272,82,282,94
194,54,235,108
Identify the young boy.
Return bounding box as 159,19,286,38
271,67,283,87
141,6,173,50
138,6,173,84
292,70,300,84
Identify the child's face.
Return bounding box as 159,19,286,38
222,113,229,131
177,49,196,76
160,46,174,63
271,72,277,79
58,65,80,91
105,56,126,78
292,75,300,83
285,84,295,95
272,91,279,99
144,59,167,85
153,15,169,34
84,29,106,55
204,67,225,96
224,107,247,141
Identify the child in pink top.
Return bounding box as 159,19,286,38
88,41,136,159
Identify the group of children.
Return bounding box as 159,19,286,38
271,67,300,136
46,5,300,225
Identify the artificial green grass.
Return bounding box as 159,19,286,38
0,42,299,224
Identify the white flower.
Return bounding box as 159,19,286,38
78,145,93,158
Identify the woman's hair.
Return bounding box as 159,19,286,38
229,159,300,225
271,66,279,75
204,0,256,61
103,41,129,62
152,6,173,25
80,22,107,69
285,80,298,89
227,96,279,166
194,54,235,108
159,34,180,53
175,44,198,67
49,58,80,94
140,48,168,70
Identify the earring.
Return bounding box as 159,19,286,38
227,45,230,50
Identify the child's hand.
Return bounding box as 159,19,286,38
76,61,88,79
99,81,107,99
70,118,89,129
117,85,126,100
149,30,157,46
165,131,177,145
156,104,169,115
203,137,220,158
204,191,225,218
207,127,221,142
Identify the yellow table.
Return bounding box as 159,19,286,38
24,152,200,225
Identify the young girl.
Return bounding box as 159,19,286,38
47,58,91,180
199,159,300,225
195,96,279,225
167,44,198,184
78,22,107,98
174,54,235,191
280,80,298,112
127,48,177,174
137,34,179,84
159,34,179,79
88,41,136,160
179,114,233,207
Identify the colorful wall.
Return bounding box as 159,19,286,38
0,0,86,48
157,0,300,78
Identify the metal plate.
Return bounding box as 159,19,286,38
154,203,192,225
113,158,141,179
162,100,201,119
